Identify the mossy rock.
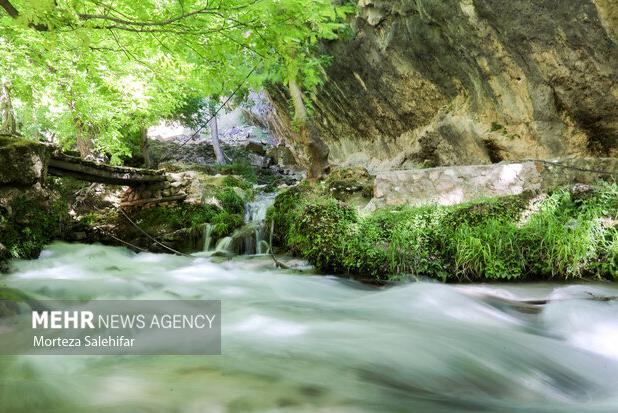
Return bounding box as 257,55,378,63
324,167,374,202
0,187,68,260
443,195,529,228
287,198,358,274
0,137,49,186
266,182,320,248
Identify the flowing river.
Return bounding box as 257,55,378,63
1,242,618,412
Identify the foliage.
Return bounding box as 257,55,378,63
165,96,210,129
269,182,618,282
518,184,618,279
0,0,354,161
222,175,252,191
215,187,245,215
287,198,357,273
88,177,248,248
266,181,317,247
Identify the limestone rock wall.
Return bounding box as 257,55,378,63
371,158,618,207
268,0,618,171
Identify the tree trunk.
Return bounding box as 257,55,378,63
0,81,17,136
210,114,226,164
287,76,330,180
140,127,152,168
75,120,93,158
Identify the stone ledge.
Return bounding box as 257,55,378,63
371,158,617,207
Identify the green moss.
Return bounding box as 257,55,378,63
134,205,218,232
214,162,257,183
443,195,527,227
270,182,618,282
211,211,244,238
287,198,357,273
0,192,68,260
0,136,41,150
266,182,318,247
324,167,374,202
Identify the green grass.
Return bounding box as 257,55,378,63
268,182,618,282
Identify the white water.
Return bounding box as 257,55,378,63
2,242,618,412
243,192,277,255
203,192,276,256
202,223,214,251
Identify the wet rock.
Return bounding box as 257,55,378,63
71,232,87,241
0,243,9,273
0,186,68,261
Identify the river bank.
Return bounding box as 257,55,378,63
268,180,617,282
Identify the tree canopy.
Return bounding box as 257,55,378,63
0,0,353,163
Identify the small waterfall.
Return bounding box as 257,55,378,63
202,223,214,251
202,192,277,256
212,236,233,256
242,192,277,255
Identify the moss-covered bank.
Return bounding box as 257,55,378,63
268,182,618,282
0,184,69,269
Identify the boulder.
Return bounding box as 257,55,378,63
266,144,297,167
243,140,268,156
0,137,49,186
325,166,375,202
248,153,272,168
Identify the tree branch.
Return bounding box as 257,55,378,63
78,7,217,28
0,0,48,30
0,0,18,18
0,0,260,34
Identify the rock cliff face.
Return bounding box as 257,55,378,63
269,0,618,171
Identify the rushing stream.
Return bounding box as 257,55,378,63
1,242,618,412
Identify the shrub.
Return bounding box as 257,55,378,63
287,198,357,273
